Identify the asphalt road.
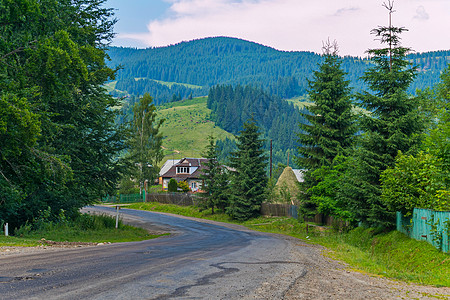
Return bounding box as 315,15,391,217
0,206,310,299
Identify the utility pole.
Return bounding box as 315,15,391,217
287,151,290,167
269,139,273,178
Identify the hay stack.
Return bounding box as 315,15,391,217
275,167,301,204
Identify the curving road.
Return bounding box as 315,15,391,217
0,206,309,299
2,206,448,299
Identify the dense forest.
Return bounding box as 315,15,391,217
208,85,305,166
112,78,208,105
107,37,450,103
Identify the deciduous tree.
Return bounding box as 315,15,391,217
126,93,164,192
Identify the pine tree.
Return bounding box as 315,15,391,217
342,1,425,228
199,135,226,213
296,40,356,217
227,118,268,221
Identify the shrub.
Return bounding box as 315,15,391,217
381,151,449,215
168,178,178,192
177,181,190,193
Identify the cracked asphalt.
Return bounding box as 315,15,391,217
0,206,449,299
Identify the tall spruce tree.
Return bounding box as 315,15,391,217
199,135,221,213
227,118,267,221
296,41,356,217
341,1,425,228
199,135,230,213
297,41,356,169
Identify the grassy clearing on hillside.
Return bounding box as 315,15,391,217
157,97,234,160
0,214,164,247
134,78,203,89
286,96,314,109
104,80,117,92
127,202,450,287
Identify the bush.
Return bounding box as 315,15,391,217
381,151,449,215
177,181,190,193
168,179,178,192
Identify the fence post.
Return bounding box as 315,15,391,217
4,223,8,237
115,206,120,229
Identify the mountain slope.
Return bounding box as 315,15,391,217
156,97,234,162
107,37,449,104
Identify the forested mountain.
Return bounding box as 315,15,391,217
107,37,450,103
208,85,305,166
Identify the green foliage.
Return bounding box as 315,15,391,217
381,152,449,215
307,156,355,222
0,0,125,229
423,64,450,180
177,181,190,193
168,178,178,193
296,51,356,218
227,118,268,221
125,93,164,190
297,54,356,170
342,8,426,228
118,178,139,195
199,135,230,213
208,84,302,167
9,213,159,243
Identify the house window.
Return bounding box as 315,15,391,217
176,167,189,174
191,182,197,189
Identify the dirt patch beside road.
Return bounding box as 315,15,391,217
280,236,450,299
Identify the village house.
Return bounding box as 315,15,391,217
160,158,208,192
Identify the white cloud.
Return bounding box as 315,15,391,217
117,0,450,56
413,5,429,20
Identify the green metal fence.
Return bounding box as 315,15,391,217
397,208,450,253
102,193,144,204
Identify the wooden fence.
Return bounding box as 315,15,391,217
260,203,298,219
397,208,450,253
145,193,199,206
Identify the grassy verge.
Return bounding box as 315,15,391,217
0,213,165,247
127,202,450,287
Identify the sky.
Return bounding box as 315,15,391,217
106,0,450,57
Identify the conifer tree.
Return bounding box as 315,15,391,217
296,40,356,217
227,118,267,220
297,40,356,170
199,135,224,214
341,1,425,228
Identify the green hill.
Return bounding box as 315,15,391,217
107,37,450,104
156,97,234,162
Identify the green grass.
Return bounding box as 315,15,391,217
156,96,234,160
127,202,450,287
104,80,117,92
285,96,314,109
135,78,203,89
0,236,41,247
0,213,165,246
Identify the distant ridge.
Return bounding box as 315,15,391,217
107,36,450,103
